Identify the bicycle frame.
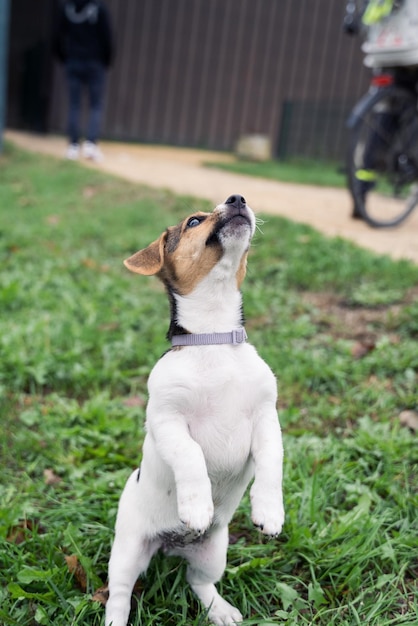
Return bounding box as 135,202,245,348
348,72,393,129
347,69,416,129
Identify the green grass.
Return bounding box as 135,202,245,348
0,142,417,626
204,158,346,188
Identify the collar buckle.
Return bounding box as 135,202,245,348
231,328,247,344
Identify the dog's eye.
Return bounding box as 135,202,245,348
186,217,202,228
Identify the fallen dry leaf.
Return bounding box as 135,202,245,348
92,585,109,605
82,258,98,269
43,468,62,485
351,340,376,359
399,410,418,433
99,322,120,332
7,519,45,544
65,554,88,592
82,186,97,199
123,396,146,408
91,580,143,605
46,215,60,225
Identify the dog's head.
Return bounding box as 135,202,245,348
124,195,256,295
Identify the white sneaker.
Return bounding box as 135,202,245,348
66,143,80,160
82,141,103,162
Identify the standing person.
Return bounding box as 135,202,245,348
54,0,114,161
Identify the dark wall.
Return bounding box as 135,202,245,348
8,0,370,160
7,0,54,132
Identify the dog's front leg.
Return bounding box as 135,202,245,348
250,405,285,537
149,410,214,533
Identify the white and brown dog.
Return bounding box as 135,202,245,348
105,195,284,626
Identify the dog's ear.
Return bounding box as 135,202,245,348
124,232,167,275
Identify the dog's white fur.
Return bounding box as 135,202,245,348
105,197,284,626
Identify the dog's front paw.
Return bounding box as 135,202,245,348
178,489,214,534
252,510,284,537
251,494,284,537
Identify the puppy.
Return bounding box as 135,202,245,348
105,195,284,626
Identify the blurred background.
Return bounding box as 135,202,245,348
4,0,369,162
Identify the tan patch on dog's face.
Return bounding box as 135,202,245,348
162,211,223,294
235,255,248,288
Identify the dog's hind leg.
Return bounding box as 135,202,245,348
106,533,158,626
105,471,159,626
183,526,243,626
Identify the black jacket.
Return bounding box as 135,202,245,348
54,0,114,67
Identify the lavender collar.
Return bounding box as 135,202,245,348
171,327,247,347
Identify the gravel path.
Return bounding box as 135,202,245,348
6,130,418,264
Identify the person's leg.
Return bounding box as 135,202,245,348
82,61,106,160
86,61,106,144
65,60,83,148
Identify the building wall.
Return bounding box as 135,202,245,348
7,0,54,132
10,0,371,160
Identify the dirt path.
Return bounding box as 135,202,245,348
6,130,418,263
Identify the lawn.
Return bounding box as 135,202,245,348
204,158,346,188
0,142,417,626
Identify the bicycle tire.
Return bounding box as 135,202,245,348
348,85,418,228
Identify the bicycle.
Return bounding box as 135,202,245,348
347,67,418,228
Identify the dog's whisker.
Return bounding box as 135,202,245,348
255,217,266,235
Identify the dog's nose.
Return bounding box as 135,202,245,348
225,194,246,209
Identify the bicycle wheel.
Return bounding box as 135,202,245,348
348,86,418,227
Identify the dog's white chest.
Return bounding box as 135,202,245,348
147,343,276,475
